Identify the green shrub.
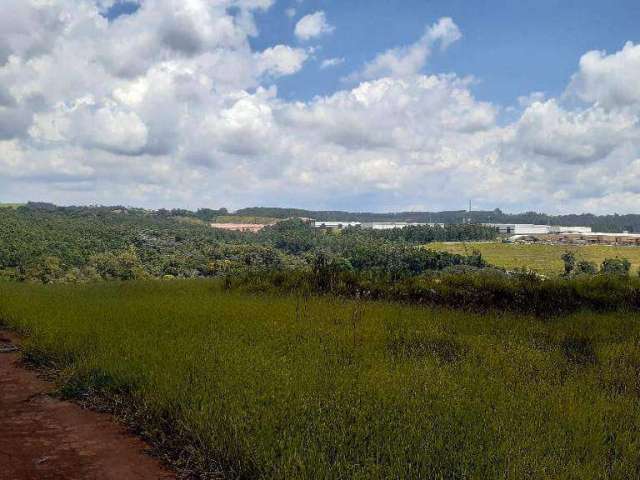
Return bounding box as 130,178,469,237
234,268,640,317
601,257,631,275
575,260,598,275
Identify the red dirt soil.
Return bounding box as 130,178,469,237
0,331,175,480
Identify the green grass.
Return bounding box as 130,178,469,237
2,280,640,478
430,241,640,276
0,203,24,209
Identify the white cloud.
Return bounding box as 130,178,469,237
256,45,308,76
294,11,334,41
320,57,344,69
285,8,296,19
1,2,640,214
517,91,545,107
67,102,149,155
568,41,640,110
513,99,636,163
349,17,461,81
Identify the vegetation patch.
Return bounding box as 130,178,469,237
386,331,467,363
3,280,640,479
0,203,495,283
561,335,598,366
430,242,640,276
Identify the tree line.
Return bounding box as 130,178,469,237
0,203,496,283
236,207,640,233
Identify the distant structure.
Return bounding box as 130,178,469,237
483,224,592,235
361,222,445,230
313,221,362,229
313,221,445,230
210,223,271,233
312,219,639,246
547,231,640,246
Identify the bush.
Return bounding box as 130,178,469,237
575,260,598,275
601,257,631,276
233,267,640,317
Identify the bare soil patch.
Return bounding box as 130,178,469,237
0,331,175,480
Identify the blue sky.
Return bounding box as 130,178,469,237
104,0,640,106
2,0,640,213
249,0,640,105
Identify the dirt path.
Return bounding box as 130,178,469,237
0,331,175,480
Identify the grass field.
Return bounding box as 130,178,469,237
2,280,640,478
0,203,24,209
429,241,640,276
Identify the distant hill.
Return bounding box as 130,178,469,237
236,207,640,233
6,202,640,233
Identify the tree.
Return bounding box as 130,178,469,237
265,219,315,254
312,250,354,291
90,246,147,280
24,256,64,284
561,252,576,276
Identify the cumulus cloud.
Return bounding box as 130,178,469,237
67,103,149,155
256,45,308,76
1,1,640,213
517,91,545,107
513,100,636,163
348,17,461,81
294,11,334,41
568,41,640,109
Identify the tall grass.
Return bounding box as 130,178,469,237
2,280,640,478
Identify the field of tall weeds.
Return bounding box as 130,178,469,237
2,279,640,479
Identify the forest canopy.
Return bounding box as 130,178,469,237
0,203,495,283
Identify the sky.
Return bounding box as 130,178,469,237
1,0,640,213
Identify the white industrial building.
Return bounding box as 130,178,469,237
313,221,362,229
549,226,593,234
361,222,445,230
314,221,445,230
483,224,592,235
314,221,593,235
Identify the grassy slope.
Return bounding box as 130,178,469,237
1,280,640,478
430,241,640,276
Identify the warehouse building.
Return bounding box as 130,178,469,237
360,222,445,230
314,221,445,230
483,224,592,235
313,221,362,229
